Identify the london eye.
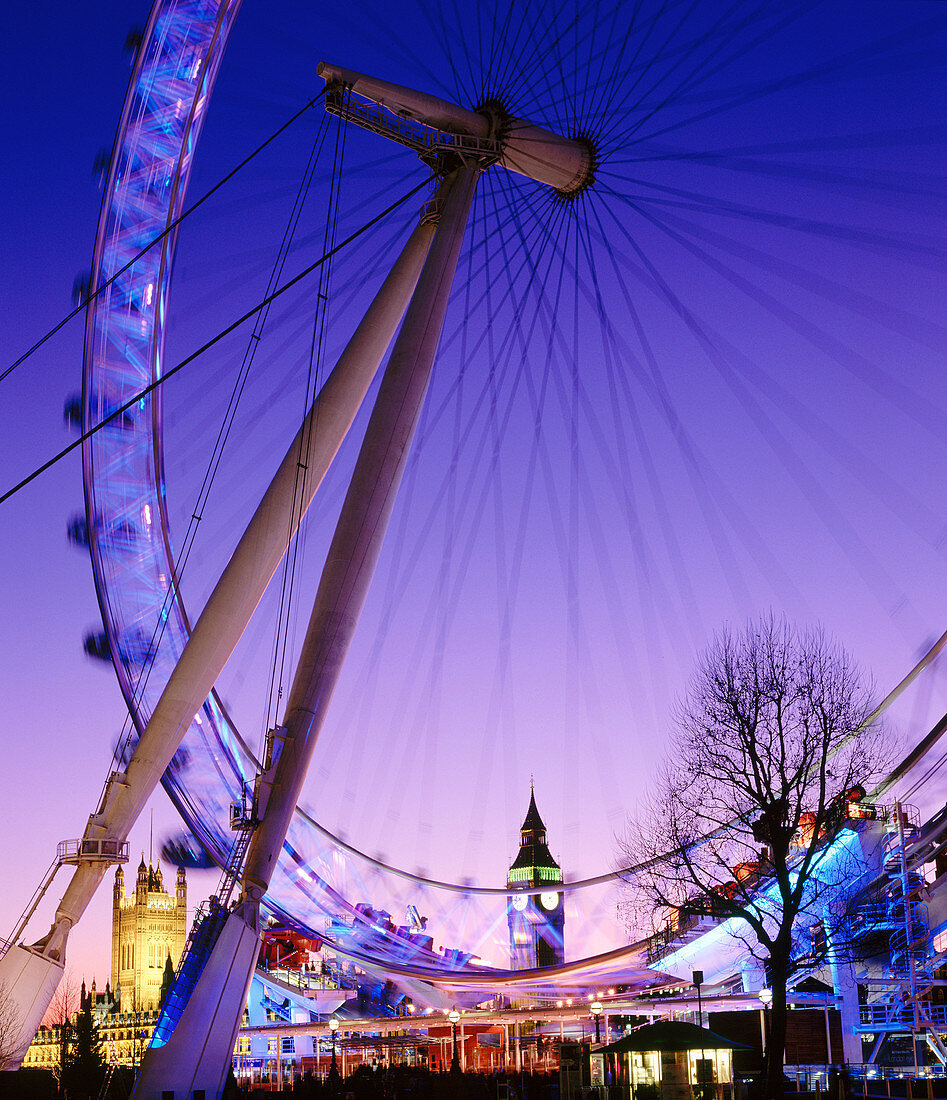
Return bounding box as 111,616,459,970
2,0,947,1090
80,0,947,989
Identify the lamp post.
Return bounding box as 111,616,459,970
590,1001,603,1045
693,970,704,1029
759,988,772,1020
758,988,772,1086
693,971,705,1100
328,1017,339,1082
449,1009,461,1073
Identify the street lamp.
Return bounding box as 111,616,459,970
758,988,772,1090
590,1001,604,1045
693,970,704,1029
758,988,772,1047
693,971,705,1100
448,1009,461,1073
328,1017,340,1081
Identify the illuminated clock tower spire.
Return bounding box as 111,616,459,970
506,786,565,969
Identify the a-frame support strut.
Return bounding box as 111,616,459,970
0,216,435,1069
131,165,479,1100
2,52,589,1084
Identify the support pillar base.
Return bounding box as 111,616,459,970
0,944,65,1070
132,907,260,1100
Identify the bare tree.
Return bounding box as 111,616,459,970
44,969,81,1029
44,970,81,1085
621,617,891,1100
0,980,30,1071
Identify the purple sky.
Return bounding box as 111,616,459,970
2,1,947,984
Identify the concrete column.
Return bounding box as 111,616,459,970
825,906,863,1063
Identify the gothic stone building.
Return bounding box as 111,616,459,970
112,859,187,1011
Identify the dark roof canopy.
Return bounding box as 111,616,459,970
600,1021,750,1054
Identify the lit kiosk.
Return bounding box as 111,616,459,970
599,1021,744,1100
506,790,565,969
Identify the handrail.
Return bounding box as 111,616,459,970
56,838,129,863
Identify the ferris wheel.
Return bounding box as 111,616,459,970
78,0,947,986
3,0,945,1086
80,0,644,984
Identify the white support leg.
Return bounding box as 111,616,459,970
130,909,261,1100
132,164,479,1100
0,946,64,1068
0,220,433,1071
241,165,479,912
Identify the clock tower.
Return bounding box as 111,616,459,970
507,788,565,969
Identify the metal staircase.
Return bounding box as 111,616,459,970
260,991,293,1022
857,804,944,1065
147,800,255,1049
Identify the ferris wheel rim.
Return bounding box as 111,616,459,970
79,0,647,986
80,0,947,985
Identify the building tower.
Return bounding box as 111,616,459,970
506,788,565,969
111,858,187,1010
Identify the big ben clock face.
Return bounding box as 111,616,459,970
512,894,528,911
540,891,559,911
